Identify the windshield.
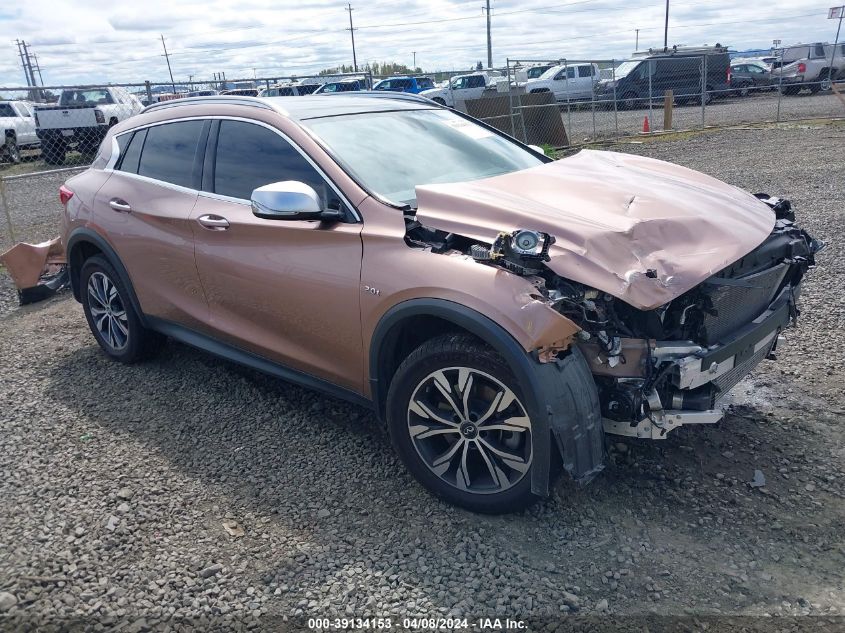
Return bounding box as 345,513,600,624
612,60,641,79
527,66,550,79
60,90,113,106
303,109,544,207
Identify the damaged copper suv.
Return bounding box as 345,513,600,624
60,94,821,513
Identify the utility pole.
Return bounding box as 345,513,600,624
21,41,37,87
663,0,669,50
32,54,44,86
346,3,358,72
635,29,639,51
827,6,844,90
19,40,39,101
15,40,32,87
160,34,176,91
484,0,492,68
413,51,416,69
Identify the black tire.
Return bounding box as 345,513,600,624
780,85,800,96
80,255,164,363
386,334,548,514
738,82,751,97
42,140,66,165
620,91,639,110
3,137,21,164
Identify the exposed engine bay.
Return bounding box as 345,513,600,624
405,194,822,439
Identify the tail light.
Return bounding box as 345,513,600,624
797,62,807,74
95,108,105,124
59,185,74,206
727,66,731,83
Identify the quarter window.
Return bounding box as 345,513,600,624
137,121,204,188
212,120,333,205
117,128,146,174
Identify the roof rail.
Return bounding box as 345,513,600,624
324,91,439,105
142,95,275,113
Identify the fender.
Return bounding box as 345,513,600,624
370,298,606,495
65,227,148,328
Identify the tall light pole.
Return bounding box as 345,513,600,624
663,0,669,50
635,28,640,51
346,3,358,72
484,0,493,68
413,51,417,69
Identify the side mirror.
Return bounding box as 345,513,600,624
251,181,340,222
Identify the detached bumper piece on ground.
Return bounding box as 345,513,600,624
0,237,69,305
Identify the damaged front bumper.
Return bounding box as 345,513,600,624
600,284,793,439
581,215,821,440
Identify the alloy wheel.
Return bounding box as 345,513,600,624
87,272,129,351
406,367,532,495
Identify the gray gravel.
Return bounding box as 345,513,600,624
0,123,843,629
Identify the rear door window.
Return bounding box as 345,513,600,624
0,104,14,117
137,121,204,188
578,65,593,78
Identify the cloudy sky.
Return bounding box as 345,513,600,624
0,0,840,87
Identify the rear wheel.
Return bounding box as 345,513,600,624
620,91,639,109
80,256,164,363
42,139,66,165
386,334,543,514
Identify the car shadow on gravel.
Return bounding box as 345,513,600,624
44,339,844,616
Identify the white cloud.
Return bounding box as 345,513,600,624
0,0,838,87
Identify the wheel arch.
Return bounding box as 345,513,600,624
369,298,606,495
66,228,147,327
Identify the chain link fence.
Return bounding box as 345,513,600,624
1,58,843,252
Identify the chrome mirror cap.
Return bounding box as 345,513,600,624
251,181,323,220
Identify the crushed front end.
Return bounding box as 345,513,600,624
566,198,822,438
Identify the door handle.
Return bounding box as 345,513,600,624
197,214,230,230
109,198,132,213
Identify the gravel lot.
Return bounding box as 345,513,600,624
0,122,843,630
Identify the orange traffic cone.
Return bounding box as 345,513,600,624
642,116,651,133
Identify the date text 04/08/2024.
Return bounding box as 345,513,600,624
307,617,527,630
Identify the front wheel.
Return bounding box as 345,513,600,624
386,334,543,513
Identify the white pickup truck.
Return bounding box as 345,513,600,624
34,87,142,165
525,63,600,102
772,41,845,94
0,100,39,164
419,73,501,108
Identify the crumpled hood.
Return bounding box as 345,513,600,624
414,149,776,310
